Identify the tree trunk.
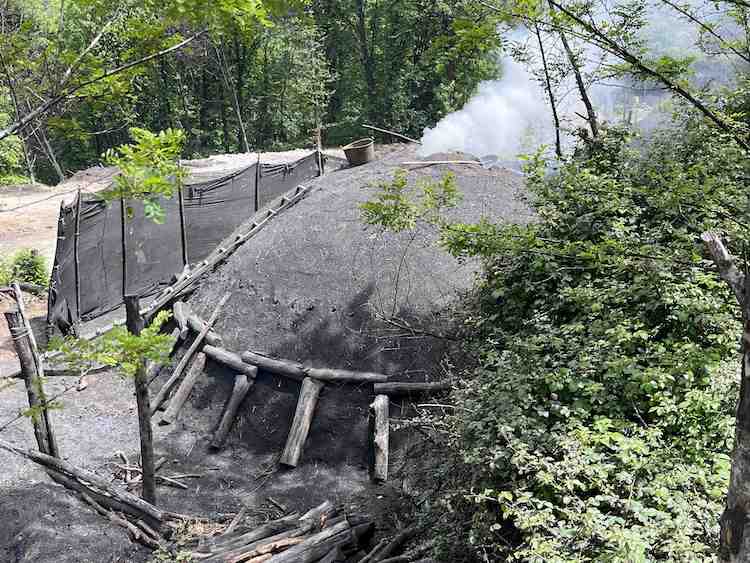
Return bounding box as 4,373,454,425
124,295,157,505
3,283,58,456
534,23,562,157
701,233,750,561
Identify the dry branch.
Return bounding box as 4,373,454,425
152,293,230,413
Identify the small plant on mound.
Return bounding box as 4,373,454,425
361,122,747,560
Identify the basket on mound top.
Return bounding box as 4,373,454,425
343,138,375,166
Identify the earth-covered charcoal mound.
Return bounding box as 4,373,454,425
177,144,531,469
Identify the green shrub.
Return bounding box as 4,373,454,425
363,119,747,561
427,123,747,561
0,249,48,287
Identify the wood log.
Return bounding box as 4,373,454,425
210,370,255,450
240,350,389,384
371,526,420,562
241,350,306,381
318,546,345,563
371,395,389,482
266,521,353,563
0,438,165,524
202,526,308,563
180,302,223,345
146,326,181,385
372,382,449,396
173,301,190,340
199,513,301,554
204,345,258,378
4,283,58,456
152,294,229,414
305,367,388,384
160,352,207,425
280,378,324,467
227,536,305,563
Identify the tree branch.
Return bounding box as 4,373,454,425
0,31,205,142
701,232,746,306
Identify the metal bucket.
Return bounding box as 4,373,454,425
343,138,375,166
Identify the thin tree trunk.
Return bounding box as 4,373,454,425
3,283,58,457
558,29,598,139
534,23,562,157
214,40,250,153
124,295,157,505
701,233,750,561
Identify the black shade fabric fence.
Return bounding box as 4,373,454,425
47,152,322,333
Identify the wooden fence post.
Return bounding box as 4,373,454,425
3,283,58,457
73,190,82,324
124,294,157,505
177,165,189,267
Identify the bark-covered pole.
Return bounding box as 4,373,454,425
3,283,58,457
701,232,750,561
124,294,157,505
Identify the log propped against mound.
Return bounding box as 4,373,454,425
370,395,389,482
210,367,256,450
172,300,223,346
280,377,324,467
240,350,390,384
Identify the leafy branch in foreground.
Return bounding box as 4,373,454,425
50,311,174,379
101,127,187,223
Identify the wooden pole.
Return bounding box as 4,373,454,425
254,152,261,212
210,368,255,450
120,197,128,297
160,352,206,425
3,283,58,456
280,377,324,467
73,190,82,322
177,168,189,267
124,294,157,505
371,395,389,482
362,124,421,145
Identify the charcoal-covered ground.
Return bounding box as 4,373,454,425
0,145,531,562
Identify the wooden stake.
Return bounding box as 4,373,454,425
210,369,255,450
172,301,190,340
3,283,58,456
125,294,156,505
160,352,206,425
280,377,324,467
371,395,389,482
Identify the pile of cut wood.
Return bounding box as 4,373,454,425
185,501,430,563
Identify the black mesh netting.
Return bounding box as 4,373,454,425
47,152,322,332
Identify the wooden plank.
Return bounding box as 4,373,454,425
371,395,389,482
280,378,324,467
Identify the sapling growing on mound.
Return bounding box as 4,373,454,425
51,127,185,504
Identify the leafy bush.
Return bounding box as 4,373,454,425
429,123,745,561
363,120,747,560
0,249,48,287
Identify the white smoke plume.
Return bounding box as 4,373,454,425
418,55,551,160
